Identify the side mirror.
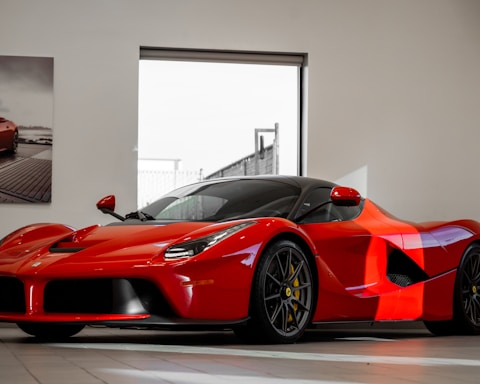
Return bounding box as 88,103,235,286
330,186,361,207
96,195,125,221
97,195,116,212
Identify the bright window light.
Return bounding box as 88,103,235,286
138,58,300,207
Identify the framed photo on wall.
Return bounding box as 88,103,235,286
0,55,53,203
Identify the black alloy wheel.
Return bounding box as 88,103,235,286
456,244,480,332
236,239,314,344
424,244,480,335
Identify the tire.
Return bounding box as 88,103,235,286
17,323,85,340
235,240,314,344
424,244,480,336
10,130,18,154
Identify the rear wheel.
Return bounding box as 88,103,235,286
424,244,480,335
235,240,314,344
17,323,85,340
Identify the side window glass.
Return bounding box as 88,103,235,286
299,187,363,223
298,188,332,223
334,202,363,221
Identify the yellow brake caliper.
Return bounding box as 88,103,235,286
287,264,300,323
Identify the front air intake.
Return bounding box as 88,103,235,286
0,277,26,312
44,278,174,316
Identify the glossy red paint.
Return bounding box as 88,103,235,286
330,186,361,206
0,116,18,153
306,199,467,322
96,195,116,212
1,176,479,342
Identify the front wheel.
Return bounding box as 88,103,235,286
17,323,85,340
235,240,314,344
424,244,480,335
10,130,18,154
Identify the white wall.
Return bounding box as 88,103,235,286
0,0,479,236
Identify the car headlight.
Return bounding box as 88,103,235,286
164,221,255,259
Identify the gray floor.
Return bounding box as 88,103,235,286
1,322,480,384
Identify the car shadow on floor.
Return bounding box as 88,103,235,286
9,321,434,347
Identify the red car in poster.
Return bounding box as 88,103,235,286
0,176,479,343
0,116,18,154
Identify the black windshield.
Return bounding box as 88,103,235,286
141,179,300,222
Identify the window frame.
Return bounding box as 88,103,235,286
139,47,308,176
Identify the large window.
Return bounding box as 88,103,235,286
138,48,306,207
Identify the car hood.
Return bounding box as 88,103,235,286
0,221,232,272
50,221,212,253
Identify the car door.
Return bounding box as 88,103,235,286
298,187,404,321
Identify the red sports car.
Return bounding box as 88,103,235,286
0,176,479,343
0,116,18,154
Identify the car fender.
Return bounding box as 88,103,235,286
0,223,77,251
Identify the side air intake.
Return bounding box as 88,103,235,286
387,249,429,287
